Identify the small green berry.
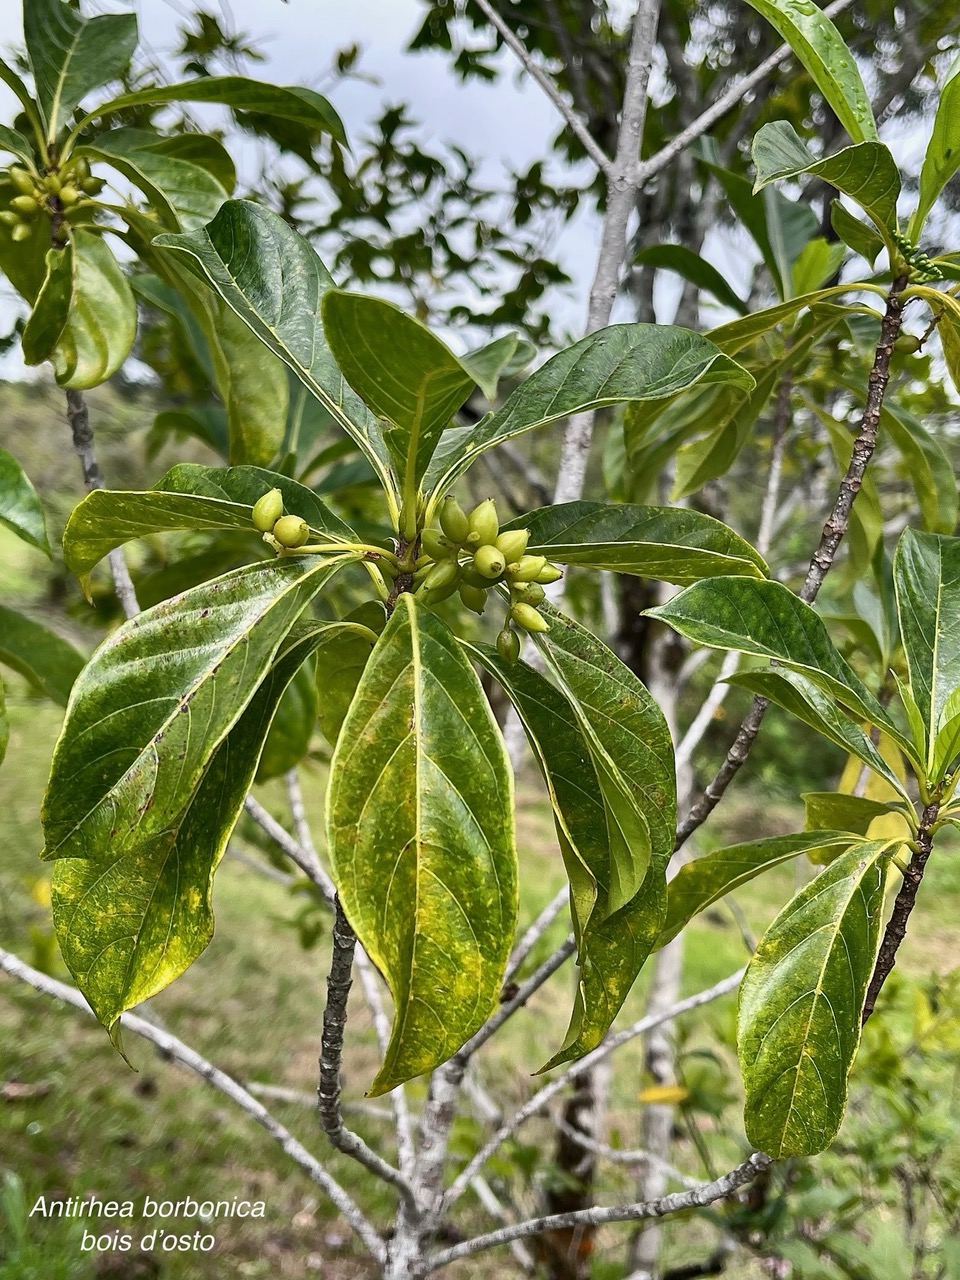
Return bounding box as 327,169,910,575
58,184,79,207
535,563,563,585
73,158,91,182
0,210,18,227
42,173,62,195
421,529,457,560
459,584,487,615
511,602,549,633
497,627,521,664
495,529,529,562
252,487,284,532
474,544,506,579
439,495,471,543
507,554,547,583
81,177,106,196
468,498,499,546
894,334,922,355
10,194,39,217
460,567,490,590
273,515,309,548
512,582,545,606
422,559,460,592
9,167,35,196
11,222,31,241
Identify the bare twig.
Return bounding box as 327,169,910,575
472,0,613,175
0,946,385,1262
443,967,745,1207
506,886,570,980
425,1152,772,1273
553,1118,700,1186
243,794,334,899
317,899,420,1216
470,1176,537,1272
464,936,576,1060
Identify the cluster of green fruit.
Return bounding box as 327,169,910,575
411,496,562,664
0,161,105,242
251,487,311,548
892,228,944,284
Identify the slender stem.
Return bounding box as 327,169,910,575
423,1153,772,1274
862,798,940,1023
505,886,570,980
317,899,420,1216
0,946,385,1263
243,794,333,899
676,277,908,848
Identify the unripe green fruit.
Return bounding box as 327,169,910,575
507,554,547,583
58,184,79,207
422,558,460,592
415,553,431,569
43,173,62,194
10,194,39,217
535,563,563,585
474,544,506,579
252,487,284,532
82,177,106,196
421,529,457,560
9,167,35,196
439,494,470,543
459,583,487,615
273,515,309,548
497,627,521,664
460,567,490,590
74,158,91,182
512,582,545,606
511,602,549,633
894,334,922,355
495,529,529,562
0,211,18,227
424,579,460,605
11,222,31,241
468,498,499,546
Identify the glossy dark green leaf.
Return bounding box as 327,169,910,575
502,501,766,583
648,578,902,745
150,134,237,194
802,792,897,836
881,403,957,535
155,202,397,504
752,122,899,234
894,528,960,770
79,130,228,230
0,604,85,705
739,840,891,1157
471,644,669,1068
727,669,911,795
707,286,869,354
672,361,782,498
313,623,377,747
425,324,755,494
740,0,877,143
322,290,476,483
25,0,138,140
912,55,960,236
91,79,345,147
63,463,355,587
327,596,517,1095
42,555,351,862
52,625,326,1030
51,230,136,389
659,831,858,949
255,658,318,782
830,200,884,267
633,244,748,314
0,447,50,554
0,123,36,166
460,332,536,400
22,245,74,369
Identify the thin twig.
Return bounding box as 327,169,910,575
506,886,570,980
464,936,576,1060
443,968,745,1207
424,1152,772,1273
0,946,385,1262
243,794,333,899
675,277,908,847
470,1176,537,1272
553,1118,701,1186
472,0,613,175
317,899,420,1215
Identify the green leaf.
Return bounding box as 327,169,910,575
79,130,228,231
0,123,37,166
752,122,899,235
740,0,877,144
830,200,884,267
802,792,897,836
312,623,377,747
0,447,50,554
0,675,7,768
321,290,476,484
0,604,85,705
425,325,755,494
727,668,911,796
143,133,237,196
739,839,891,1157
25,0,138,141
52,625,326,1030
912,55,960,237
932,687,960,781
327,596,517,1095
659,831,858,949
51,230,136,389
155,202,398,507
633,244,748,315
62,463,355,587
21,246,73,367
648,577,903,745
791,237,846,295
502,501,767,583
42,555,352,862
470,644,668,1067
89,79,345,147
151,408,228,459
881,403,957,536
460,332,536,400
707,286,872,353
254,658,318,782
893,528,960,771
